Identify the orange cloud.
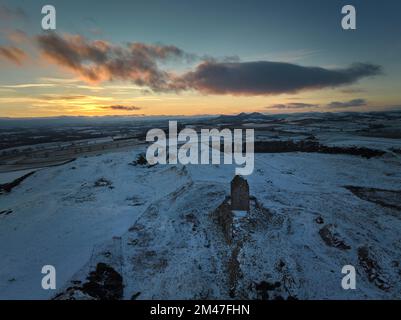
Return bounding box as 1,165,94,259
36,33,185,88
0,46,27,65
6,29,30,44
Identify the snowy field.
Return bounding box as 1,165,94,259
1,138,401,299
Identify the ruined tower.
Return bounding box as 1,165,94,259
230,175,250,211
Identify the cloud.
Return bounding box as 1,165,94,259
103,105,141,111
326,98,367,109
0,46,27,65
6,29,29,44
0,83,56,89
37,95,87,101
250,49,321,63
0,5,28,21
340,88,366,94
266,99,368,110
266,102,319,109
176,61,382,95
36,33,188,89
34,33,382,96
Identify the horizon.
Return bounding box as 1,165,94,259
1,0,401,117
2,108,401,121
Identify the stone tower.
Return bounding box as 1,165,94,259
230,175,250,211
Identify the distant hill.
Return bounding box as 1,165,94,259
213,112,273,123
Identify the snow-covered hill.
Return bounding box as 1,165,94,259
1,144,401,299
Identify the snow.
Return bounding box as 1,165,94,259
0,170,36,184
317,132,401,152
1,132,401,299
232,210,247,218
0,147,189,299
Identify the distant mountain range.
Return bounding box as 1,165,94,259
212,112,273,123
1,110,400,128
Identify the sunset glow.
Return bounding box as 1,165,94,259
1,0,401,117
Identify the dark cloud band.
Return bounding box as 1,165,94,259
104,105,141,111
266,102,319,109
177,61,382,95
327,98,367,108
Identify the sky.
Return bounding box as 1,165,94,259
0,0,401,117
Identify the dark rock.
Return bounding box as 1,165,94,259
81,263,123,300
0,171,35,193
131,292,141,300
345,185,401,211
213,200,233,243
255,281,281,300
358,246,390,291
315,216,324,224
319,224,351,250
253,140,386,159
94,178,113,188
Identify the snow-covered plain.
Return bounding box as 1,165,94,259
1,139,401,299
